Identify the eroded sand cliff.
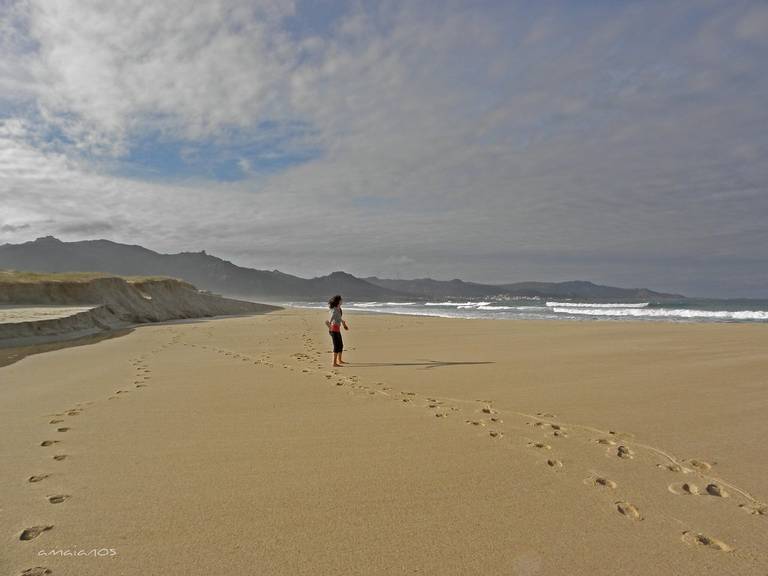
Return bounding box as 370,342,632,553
0,274,279,346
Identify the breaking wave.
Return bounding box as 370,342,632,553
551,307,768,321
546,301,649,308
287,299,768,323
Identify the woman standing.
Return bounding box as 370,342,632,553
326,294,349,367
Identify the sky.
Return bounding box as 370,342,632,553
1,0,767,297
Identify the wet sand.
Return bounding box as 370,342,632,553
0,330,132,369
1,309,766,575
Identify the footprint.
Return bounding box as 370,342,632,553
615,501,642,521
546,459,563,469
537,412,556,418
669,482,701,496
687,459,713,471
656,463,686,473
738,503,767,516
704,483,728,497
19,525,53,541
49,419,64,424
681,531,732,552
65,410,81,416
57,427,70,433
616,445,634,459
53,455,67,461
589,476,617,489
40,440,59,447
28,474,50,483
489,430,503,439
528,442,551,450
47,494,70,504
595,438,617,446
19,568,52,576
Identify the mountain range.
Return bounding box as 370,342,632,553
0,236,684,302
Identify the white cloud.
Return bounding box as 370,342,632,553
0,1,767,296
22,0,299,153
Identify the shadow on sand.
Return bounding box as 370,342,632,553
344,359,494,370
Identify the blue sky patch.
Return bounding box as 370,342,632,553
113,121,321,182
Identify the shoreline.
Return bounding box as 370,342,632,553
0,328,134,368
283,303,768,326
0,311,283,368
4,304,767,368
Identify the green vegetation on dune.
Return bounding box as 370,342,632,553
0,270,175,284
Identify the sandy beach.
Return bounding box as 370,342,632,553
1,308,767,575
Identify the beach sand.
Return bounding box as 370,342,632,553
1,309,767,575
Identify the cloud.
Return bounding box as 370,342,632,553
0,1,767,296
0,223,31,233
23,1,300,152
56,220,119,235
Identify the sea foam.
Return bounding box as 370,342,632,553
551,307,768,321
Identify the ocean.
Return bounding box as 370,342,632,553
288,298,768,323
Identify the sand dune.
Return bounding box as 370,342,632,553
1,309,766,575
0,273,279,347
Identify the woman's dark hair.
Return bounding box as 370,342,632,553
328,294,342,309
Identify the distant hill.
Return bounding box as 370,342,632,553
497,280,681,300
363,277,683,301
0,237,684,301
0,236,403,301
362,277,502,299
